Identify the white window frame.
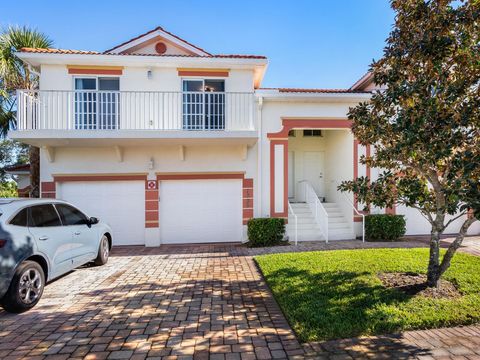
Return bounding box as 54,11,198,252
72,76,120,130
181,78,226,131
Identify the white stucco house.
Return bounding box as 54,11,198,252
9,26,479,246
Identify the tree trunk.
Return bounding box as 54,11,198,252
426,228,442,288
437,217,476,279
426,216,475,288
29,145,40,198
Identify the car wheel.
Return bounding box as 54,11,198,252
94,235,110,266
1,261,45,313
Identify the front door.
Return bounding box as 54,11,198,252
303,151,325,198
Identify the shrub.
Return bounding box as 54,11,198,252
365,214,406,242
247,218,286,247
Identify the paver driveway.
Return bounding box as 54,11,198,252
1,239,480,360
0,244,304,360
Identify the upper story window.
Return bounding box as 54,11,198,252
75,77,120,130
182,79,225,130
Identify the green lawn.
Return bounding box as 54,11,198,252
255,248,480,342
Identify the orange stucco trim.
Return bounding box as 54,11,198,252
156,172,244,180
269,139,288,218
267,118,351,218
177,68,229,77
67,65,124,75
267,118,352,139
54,174,147,182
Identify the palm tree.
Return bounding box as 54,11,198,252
0,26,53,197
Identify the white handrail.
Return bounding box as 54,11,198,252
336,182,365,242
301,181,329,243
15,89,255,131
287,201,298,246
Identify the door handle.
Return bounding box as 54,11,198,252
74,231,81,236
39,236,49,241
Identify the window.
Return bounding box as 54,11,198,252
10,208,28,227
29,205,61,227
75,77,120,130
182,79,225,130
55,204,89,226
303,129,322,137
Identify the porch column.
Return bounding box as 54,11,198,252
269,139,288,218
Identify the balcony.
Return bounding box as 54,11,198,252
12,90,257,147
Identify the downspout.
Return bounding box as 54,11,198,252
256,96,264,216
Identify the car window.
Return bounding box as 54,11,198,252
55,204,88,226
9,208,28,227
29,204,62,227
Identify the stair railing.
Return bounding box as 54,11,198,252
287,201,298,246
300,181,329,243
336,182,365,242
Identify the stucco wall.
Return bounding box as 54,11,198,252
39,65,254,93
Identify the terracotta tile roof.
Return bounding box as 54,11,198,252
20,47,101,55
104,26,212,55
259,87,371,94
19,47,267,59
5,163,30,172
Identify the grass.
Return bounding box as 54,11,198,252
255,248,480,342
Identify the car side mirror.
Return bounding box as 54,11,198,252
89,217,99,226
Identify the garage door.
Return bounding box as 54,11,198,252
58,181,145,246
160,179,242,244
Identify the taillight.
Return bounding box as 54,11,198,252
0,239,7,248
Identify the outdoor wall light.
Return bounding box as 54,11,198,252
147,69,153,79
148,157,154,170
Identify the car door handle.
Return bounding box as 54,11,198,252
74,231,81,236
39,236,49,241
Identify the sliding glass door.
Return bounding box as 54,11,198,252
74,77,120,129
182,79,225,130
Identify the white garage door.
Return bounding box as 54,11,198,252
160,179,242,244
58,181,145,246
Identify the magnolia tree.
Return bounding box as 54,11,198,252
339,0,480,287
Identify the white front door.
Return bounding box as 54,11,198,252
57,181,145,246
159,179,243,244
303,151,325,197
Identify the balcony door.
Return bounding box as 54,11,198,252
75,77,120,130
182,79,225,130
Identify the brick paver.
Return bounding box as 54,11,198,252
0,239,479,359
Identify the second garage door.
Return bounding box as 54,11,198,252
57,181,145,246
159,179,243,244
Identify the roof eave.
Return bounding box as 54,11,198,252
16,51,268,69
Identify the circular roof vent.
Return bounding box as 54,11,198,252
155,42,167,55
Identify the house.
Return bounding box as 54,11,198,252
10,26,479,246
5,163,30,197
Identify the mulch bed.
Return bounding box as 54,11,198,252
378,272,461,299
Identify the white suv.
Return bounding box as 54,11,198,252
0,199,113,313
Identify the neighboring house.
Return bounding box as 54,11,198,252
5,164,30,197
9,26,479,246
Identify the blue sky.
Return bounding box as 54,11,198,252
1,0,395,89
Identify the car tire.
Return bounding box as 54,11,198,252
1,261,45,313
94,235,110,266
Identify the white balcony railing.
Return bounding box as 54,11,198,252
16,90,256,131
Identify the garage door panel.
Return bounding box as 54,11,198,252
58,181,145,246
160,179,242,244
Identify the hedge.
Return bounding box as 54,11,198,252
247,218,286,247
365,214,406,241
